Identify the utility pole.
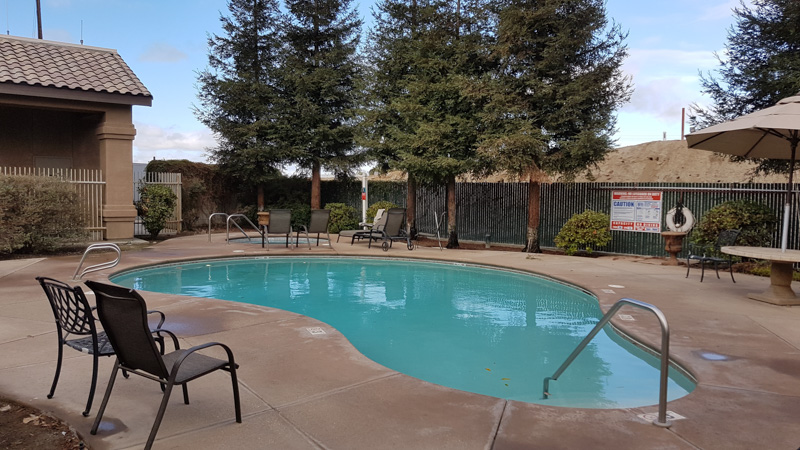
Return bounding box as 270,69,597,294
35,0,42,39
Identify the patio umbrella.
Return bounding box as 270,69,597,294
685,94,800,252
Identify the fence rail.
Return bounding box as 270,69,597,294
0,166,105,241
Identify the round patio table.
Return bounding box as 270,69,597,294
721,246,800,306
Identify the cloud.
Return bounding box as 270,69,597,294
698,0,752,22
139,42,188,63
133,123,216,163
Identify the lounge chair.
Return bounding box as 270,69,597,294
337,208,385,243
296,209,332,249
685,229,741,282
263,209,292,249
84,281,241,450
356,207,414,251
36,276,165,417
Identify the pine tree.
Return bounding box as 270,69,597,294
195,0,290,207
365,0,493,247
478,0,631,252
282,0,364,209
691,0,800,175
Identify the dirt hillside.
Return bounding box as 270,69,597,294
368,140,788,183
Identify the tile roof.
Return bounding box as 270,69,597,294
0,35,151,99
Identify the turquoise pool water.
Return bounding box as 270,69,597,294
111,257,694,408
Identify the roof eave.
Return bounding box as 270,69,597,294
0,83,152,107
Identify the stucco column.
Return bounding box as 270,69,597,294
97,121,137,239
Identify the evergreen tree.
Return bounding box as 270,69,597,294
283,0,364,209
365,0,493,247
691,0,800,175
195,0,290,207
478,0,631,252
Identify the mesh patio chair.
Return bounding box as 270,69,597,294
36,276,165,417
338,208,385,243
355,208,414,251
296,209,331,249
685,229,741,282
84,281,241,450
263,209,293,249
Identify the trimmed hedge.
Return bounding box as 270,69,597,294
0,175,87,254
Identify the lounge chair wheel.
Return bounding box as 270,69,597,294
382,241,389,252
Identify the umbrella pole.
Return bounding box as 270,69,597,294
782,138,798,252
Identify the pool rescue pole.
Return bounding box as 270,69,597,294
362,172,368,225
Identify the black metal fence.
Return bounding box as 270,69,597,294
325,180,797,257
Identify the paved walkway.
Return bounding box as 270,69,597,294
1,234,799,449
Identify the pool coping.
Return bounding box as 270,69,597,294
1,233,799,449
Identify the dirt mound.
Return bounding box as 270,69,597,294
368,140,787,184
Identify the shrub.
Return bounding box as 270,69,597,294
554,209,612,255
136,184,177,239
691,200,776,247
0,175,87,254
367,200,399,222
324,202,359,233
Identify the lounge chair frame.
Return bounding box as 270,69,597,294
685,229,740,282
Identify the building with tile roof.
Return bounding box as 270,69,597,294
0,35,153,239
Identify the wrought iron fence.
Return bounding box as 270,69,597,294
349,180,798,257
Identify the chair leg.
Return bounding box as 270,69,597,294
47,337,64,400
700,260,706,282
685,258,691,278
729,261,736,283
83,351,100,417
91,360,121,435
714,261,721,279
182,384,190,404
229,366,242,423
146,379,176,450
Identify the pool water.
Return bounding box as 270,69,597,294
111,257,694,408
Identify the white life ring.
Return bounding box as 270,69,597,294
665,207,695,232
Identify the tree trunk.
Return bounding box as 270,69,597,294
446,176,459,248
525,174,541,253
311,160,321,209
257,184,265,211
407,175,417,236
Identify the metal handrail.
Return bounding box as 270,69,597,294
72,243,121,280
543,298,672,428
208,213,229,242
226,214,262,244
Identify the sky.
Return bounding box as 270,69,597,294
2,0,752,165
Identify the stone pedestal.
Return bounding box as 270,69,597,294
661,232,688,265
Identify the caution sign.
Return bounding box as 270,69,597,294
610,191,662,233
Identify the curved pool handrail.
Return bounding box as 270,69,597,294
225,214,262,244
72,243,121,280
542,298,672,428
208,213,230,242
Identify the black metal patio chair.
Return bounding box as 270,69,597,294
354,207,414,251
263,209,293,249
36,276,166,417
685,229,741,282
296,209,331,249
84,281,241,450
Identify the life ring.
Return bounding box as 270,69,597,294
666,207,695,232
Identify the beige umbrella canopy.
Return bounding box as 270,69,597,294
686,94,800,251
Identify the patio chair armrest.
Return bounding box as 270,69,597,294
151,327,181,351
168,342,238,380
147,309,166,329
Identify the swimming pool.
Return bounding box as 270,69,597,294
111,257,694,408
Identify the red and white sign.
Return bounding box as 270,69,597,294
610,191,662,233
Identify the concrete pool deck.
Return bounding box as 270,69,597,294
1,234,799,449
